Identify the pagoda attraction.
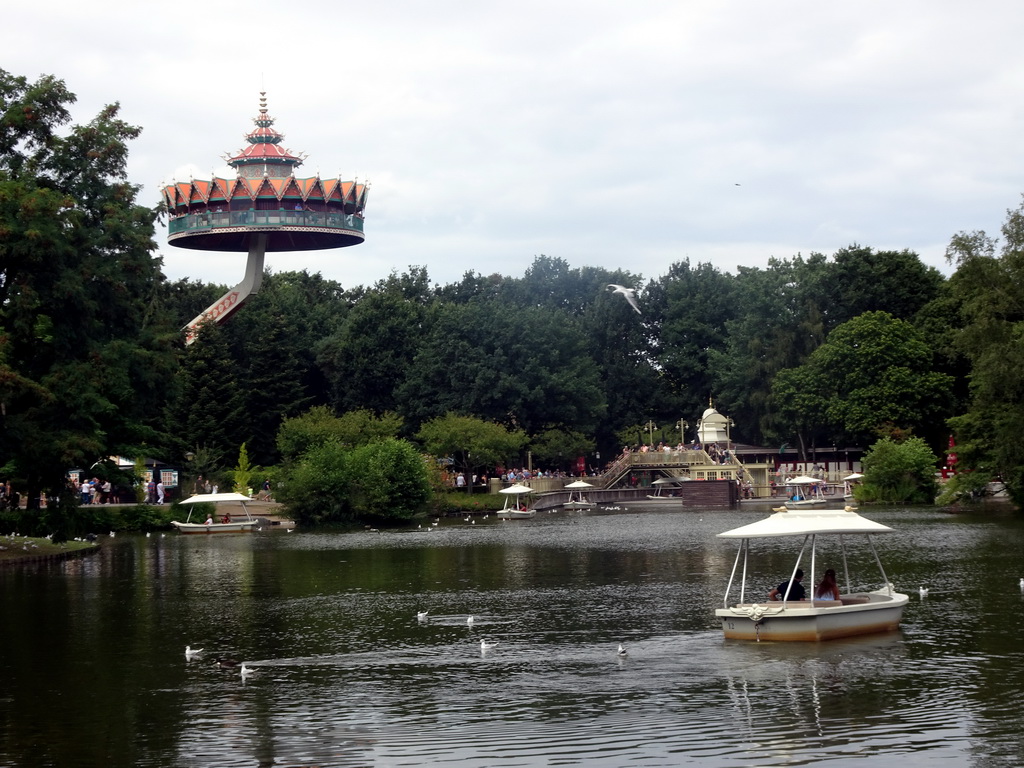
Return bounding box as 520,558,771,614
160,93,368,343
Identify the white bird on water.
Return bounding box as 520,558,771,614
417,610,429,622
617,644,628,657
919,586,929,598
467,615,475,627
240,664,254,679
1019,578,1023,590
607,284,642,314
185,645,203,660
480,639,497,652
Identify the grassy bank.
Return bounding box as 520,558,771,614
0,535,98,563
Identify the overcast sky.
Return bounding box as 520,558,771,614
7,1,1023,290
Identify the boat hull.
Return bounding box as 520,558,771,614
715,591,908,642
562,501,595,510
170,520,259,534
497,509,536,519
783,498,828,509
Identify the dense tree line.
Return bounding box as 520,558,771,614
162,251,955,469
4,69,1024,523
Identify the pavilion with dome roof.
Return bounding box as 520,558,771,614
161,93,367,342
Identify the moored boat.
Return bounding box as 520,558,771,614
497,484,536,519
171,492,260,533
562,480,596,510
783,475,829,509
714,506,908,641
842,472,863,502
645,476,688,503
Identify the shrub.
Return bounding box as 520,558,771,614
860,437,939,504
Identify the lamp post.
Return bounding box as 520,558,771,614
645,420,658,447
676,419,688,445
726,418,734,452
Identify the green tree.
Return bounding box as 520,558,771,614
859,436,939,504
400,298,606,435
416,413,527,487
344,438,431,520
708,256,827,444
0,70,178,532
316,268,430,414
165,321,247,464
823,245,944,330
529,428,595,472
644,259,737,421
770,311,953,452
276,439,349,525
231,442,254,495
943,203,1024,505
276,406,402,461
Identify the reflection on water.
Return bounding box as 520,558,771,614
2,506,1024,766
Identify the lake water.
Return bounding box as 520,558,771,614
2,504,1024,767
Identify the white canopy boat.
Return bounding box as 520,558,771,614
170,492,260,533
842,472,863,501
645,476,688,503
562,480,596,510
715,506,908,642
783,475,829,509
497,484,536,519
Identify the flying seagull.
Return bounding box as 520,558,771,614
607,284,641,314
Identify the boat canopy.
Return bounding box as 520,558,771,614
718,507,893,539
499,484,534,495
564,480,593,489
787,475,823,484
178,492,253,505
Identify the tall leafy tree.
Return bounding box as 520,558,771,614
823,245,944,330
644,259,736,423
944,203,1024,505
225,271,347,464
708,257,826,444
165,321,246,464
0,70,177,528
316,268,430,415
400,297,606,435
770,311,954,452
276,406,402,461
416,413,527,483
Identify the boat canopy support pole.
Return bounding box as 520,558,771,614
810,534,817,596
781,536,811,602
866,534,892,594
724,544,744,608
740,539,749,604
182,234,268,345
839,534,852,594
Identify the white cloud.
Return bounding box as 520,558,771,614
8,0,1024,290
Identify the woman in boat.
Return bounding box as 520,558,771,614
815,568,840,601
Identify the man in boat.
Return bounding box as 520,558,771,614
769,569,806,601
